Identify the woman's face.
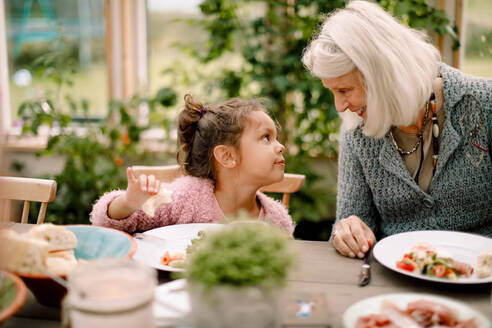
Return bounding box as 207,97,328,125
322,69,367,121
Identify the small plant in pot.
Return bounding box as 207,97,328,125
184,219,295,328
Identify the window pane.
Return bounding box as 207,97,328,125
147,0,243,120
462,0,492,77
5,0,107,127
147,0,203,103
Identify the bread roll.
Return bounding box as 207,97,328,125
49,249,77,262
45,252,78,275
26,223,77,251
0,229,50,274
142,187,172,217
476,251,492,278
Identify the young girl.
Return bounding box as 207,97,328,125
90,94,294,235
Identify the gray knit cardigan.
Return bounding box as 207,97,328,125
335,63,492,238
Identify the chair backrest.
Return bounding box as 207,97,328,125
132,164,183,183
259,173,305,207
131,165,305,208
0,176,57,224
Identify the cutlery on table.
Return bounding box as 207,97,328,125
358,246,373,287
134,232,195,245
133,233,169,245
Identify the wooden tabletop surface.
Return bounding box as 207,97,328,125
287,240,492,328
3,224,491,328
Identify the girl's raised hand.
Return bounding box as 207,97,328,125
123,167,161,211
332,215,376,259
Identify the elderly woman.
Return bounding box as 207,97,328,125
302,1,491,259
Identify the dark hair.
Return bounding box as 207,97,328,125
177,94,266,181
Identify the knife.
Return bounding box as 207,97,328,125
358,246,372,286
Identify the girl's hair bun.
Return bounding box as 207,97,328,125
177,94,266,181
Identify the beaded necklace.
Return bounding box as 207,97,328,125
390,93,439,184
429,93,439,174
390,95,431,155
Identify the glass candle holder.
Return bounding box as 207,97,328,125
63,258,156,328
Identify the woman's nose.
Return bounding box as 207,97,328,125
336,101,350,113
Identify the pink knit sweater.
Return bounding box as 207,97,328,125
90,176,294,235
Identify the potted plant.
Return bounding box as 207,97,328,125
184,219,295,328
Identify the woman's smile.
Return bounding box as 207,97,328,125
355,106,366,118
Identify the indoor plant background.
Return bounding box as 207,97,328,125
14,38,178,225
14,1,458,238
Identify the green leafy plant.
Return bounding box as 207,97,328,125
377,0,460,49
184,220,295,290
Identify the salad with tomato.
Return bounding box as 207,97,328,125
160,230,208,268
396,243,474,280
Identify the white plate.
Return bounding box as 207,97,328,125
343,293,490,328
153,279,191,327
133,223,223,272
373,230,492,284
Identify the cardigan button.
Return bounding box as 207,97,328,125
423,197,435,209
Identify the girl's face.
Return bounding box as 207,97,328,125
321,69,367,122
236,111,285,186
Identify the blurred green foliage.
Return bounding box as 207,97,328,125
180,0,458,223
17,39,177,225
465,23,492,59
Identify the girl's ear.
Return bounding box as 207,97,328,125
213,145,238,168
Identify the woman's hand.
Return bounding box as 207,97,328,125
108,167,162,220
123,167,161,211
332,215,376,258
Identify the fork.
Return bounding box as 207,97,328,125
133,233,169,245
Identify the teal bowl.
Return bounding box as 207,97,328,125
17,225,137,307
68,225,137,260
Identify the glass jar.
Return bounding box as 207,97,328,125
63,258,156,328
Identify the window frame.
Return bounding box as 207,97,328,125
0,0,148,150
0,0,11,137
0,0,148,136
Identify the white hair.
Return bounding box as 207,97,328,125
302,0,441,137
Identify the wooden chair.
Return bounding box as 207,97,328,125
132,164,183,183
131,164,305,208
259,173,305,207
0,176,57,224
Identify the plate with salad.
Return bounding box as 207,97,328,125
373,230,492,284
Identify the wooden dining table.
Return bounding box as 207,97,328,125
3,224,492,328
